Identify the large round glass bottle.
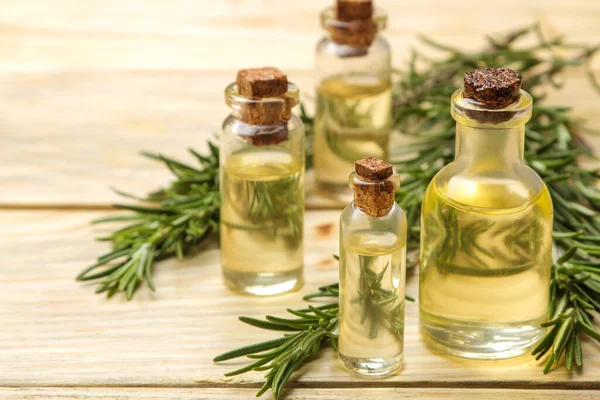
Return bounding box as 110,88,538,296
220,67,305,296
419,68,553,359
314,1,392,202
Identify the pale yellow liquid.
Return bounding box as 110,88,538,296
220,151,304,296
314,75,392,197
339,230,406,376
420,175,553,359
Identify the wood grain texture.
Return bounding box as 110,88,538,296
1,387,599,400
0,68,598,207
1,210,599,389
0,0,599,70
0,0,599,206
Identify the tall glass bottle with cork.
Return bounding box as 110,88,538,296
314,0,392,201
419,68,553,359
220,67,305,296
339,157,407,376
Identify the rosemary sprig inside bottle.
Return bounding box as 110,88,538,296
241,173,303,240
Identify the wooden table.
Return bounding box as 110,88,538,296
2,1,600,399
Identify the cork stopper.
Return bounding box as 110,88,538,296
463,68,522,109
330,0,377,48
233,67,294,146
355,157,393,181
336,0,373,21
353,157,397,218
236,67,288,98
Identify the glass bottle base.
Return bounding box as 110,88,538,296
339,354,402,377
222,268,303,296
420,311,544,360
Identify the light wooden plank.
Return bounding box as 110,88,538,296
1,1,599,207
0,210,599,388
0,0,598,70
0,387,598,400
0,69,599,207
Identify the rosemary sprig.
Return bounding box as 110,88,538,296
212,286,339,399
76,143,220,299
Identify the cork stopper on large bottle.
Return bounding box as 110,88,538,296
353,157,397,217
461,67,523,124
464,68,522,109
234,67,294,146
330,0,377,48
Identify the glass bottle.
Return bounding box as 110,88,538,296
419,68,553,359
314,0,392,202
220,67,305,296
339,157,407,376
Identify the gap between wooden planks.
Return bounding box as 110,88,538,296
1,210,599,390
1,387,600,400
0,387,600,400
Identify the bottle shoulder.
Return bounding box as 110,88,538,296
340,202,407,233
427,161,549,210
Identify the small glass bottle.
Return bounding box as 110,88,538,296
314,0,392,202
339,157,407,376
220,67,305,296
419,68,553,359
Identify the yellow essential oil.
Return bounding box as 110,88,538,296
420,177,553,359
419,68,553,359
339,230,406,376
314,75,392,196
221,151,304,296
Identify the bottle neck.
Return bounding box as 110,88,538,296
454,122,525,168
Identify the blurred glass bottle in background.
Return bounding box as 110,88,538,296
220,67,305,296
339,157,407,376
314,0,392,202
419,68,553,359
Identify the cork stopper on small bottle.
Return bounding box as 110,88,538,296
236,67,288,98
234,67,293,146
353,157,397,217
330,0,377,48
336,0,373,21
